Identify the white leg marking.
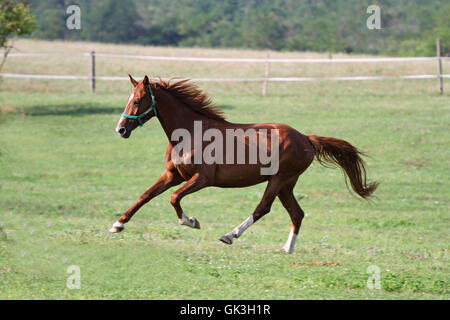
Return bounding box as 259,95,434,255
109,221,124,233
231,215,254,238
281,228,298,253
220,215,254,245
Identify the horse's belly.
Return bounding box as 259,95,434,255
213,164,269,187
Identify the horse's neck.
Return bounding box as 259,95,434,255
155,89,211,140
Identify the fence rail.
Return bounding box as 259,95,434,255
1,39,447,94
1,73,449,82
6,52,447,63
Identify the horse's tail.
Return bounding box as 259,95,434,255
307,135,379,199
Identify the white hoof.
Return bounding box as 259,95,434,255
109,222,124,233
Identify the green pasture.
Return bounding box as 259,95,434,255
0,41,449,299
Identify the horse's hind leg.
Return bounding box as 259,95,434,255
219,176,283,245
278,181,304,253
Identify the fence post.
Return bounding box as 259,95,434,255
90,51,96,93
436,39,443,95
262,53,271,96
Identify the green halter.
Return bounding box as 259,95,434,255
121,85,158,127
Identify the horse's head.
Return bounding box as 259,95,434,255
115,75,158,139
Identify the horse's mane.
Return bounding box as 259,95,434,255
154,78,227,122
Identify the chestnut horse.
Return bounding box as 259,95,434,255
109,75,378,253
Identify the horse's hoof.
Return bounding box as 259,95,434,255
180,216,201,229
109,222,124,233
192,218,201,229
109,226,124,233
219,235,233,245
279,247,293,254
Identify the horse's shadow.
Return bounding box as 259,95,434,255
216,104,235,110
24,104,234,117
24,104,123,117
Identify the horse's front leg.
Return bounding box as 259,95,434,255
170,173,209,229
109,170,183,233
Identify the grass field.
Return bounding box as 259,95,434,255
0,40,449,299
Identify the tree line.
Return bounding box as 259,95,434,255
24,0,450,56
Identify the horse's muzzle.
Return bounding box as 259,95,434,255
116,127,130,139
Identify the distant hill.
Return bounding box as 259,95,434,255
28,0,450,56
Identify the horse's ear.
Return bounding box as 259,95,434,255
143,75,150,85
129,74,138,87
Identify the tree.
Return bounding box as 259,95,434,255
81,0,143,44
0,0,35,72
30,0,67,40
243,11,286,50
16,0,450,56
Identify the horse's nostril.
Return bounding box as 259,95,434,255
118,127,126,135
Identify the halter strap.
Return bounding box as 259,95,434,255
121,85,158,127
